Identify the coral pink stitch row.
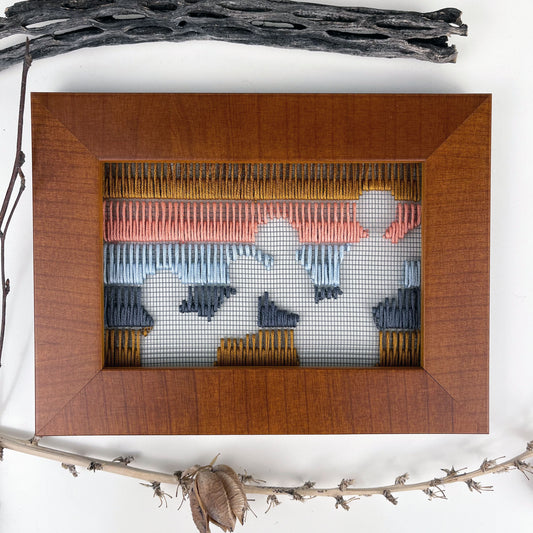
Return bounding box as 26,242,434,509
383,203,421,244
104,200,369,244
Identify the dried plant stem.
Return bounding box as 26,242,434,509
1,433,531,501
0,39,31,367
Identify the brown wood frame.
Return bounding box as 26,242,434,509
32,93,490,436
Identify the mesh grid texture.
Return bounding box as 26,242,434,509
135,192,421,367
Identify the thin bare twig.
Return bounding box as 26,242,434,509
0,39,31,367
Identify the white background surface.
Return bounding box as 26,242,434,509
0,1,532,531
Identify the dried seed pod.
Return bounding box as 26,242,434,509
190,484,210,533
195,469,236,532
188,463,249,533
213,465,248,525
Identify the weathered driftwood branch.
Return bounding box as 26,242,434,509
0,0,467,70
1,432,532,506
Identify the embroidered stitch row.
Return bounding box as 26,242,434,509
372,287,420,331
313,285,343,303
216,329,299,366
104,329,143,367
104,285,154,329
383,203,421,244
257,292,300,328
378,330,420,367
104,200,369,244
103,243,273,285
403,260,421,288
104,162,422,201
295,244,350,303
179,285,237,321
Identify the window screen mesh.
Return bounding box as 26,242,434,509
103,162,421,368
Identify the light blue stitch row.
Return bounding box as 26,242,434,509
404,260,420,288
295,244,351,288
104,243,273,285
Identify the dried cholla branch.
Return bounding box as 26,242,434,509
394,473,409,485
61,463,78,477
527,441,533,452
0,1,468,72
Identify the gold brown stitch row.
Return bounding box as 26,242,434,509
103,162,421,202
104,328,148,367
378,330,421,367
216,329,300,366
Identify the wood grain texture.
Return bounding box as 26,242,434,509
423,97,491,433
38,368,453,435
32,99,103,432
31,93,490,435
33,93,486,162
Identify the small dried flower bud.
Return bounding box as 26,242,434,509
113,456,134,465
61,463,78,477
265,494,280,513
513,460,533,480
394,473,409,485
335,496,350,511
88,462,103,472
441,466,465,478
465,479,493,493
383,490,398,505
239,472,265,484
141,481,172,508
338,478,354,491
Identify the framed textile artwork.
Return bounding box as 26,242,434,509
32,93,490,435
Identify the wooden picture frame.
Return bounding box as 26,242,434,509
32,93,490,435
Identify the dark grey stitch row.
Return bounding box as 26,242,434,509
179,284,236,321
257,292,299,328
104,285,154,329
372,287,420,330
314,285,343,303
